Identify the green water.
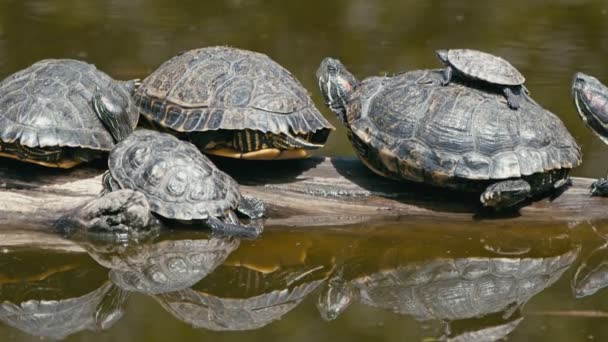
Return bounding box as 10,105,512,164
2,0,608,341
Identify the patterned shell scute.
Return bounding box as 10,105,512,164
448,49,525,86
136,46,333,135
108,130,241,221
351,70,581,181
0,59,136,150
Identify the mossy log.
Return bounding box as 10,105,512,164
0,157,606,229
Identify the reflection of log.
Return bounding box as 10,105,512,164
1,157,607,229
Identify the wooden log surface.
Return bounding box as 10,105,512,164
0,156,607,229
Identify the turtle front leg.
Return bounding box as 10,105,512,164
480,179,531,210
236,196,265,219
503,87,523,110
440,66,453,86
206,211,262,238
591,178,608,196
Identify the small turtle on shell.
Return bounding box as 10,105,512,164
317,58,581,210
0,59,138,168
436,49,529,110
134,46,334,160
100,129,264,238
572,72,608,196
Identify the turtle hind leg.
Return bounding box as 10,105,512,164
236,196,265,219
591,178,608,196
440,66,453,86
480,179,531,210
503,87,524,110
206,212,262,238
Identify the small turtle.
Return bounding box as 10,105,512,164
572,72,608,196
0,59,138,168
134,46,334,160
101,129,264,238
436,49,528,110
317,58,581,210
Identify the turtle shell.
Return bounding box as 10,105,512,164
447,49,525,86
0,59,137,150
134,46,333,135
348,70,581,184
107,129,241,221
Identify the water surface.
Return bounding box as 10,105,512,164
2,1,608,341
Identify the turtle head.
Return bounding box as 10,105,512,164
435,49,450,65
93,87,135,143
572,72,608,145
316,57,359,126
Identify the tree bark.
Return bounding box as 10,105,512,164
0,157,606,229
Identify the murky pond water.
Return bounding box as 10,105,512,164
2,0,608,341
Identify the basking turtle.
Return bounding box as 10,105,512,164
0,59,138,168
134,46,334,160
435,49,528,110
317,58,581,210
101,129,264,238
572,72,608,196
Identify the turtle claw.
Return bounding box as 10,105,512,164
503,87,522,110
590,178,608,196
237,196,265,219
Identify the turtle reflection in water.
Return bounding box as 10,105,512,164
317,59,581,210
0,250,127,340
155,263,328,331
571,228,608,298
317,242,579,341
73,130,265,239
135,46,334,160
78,233,240,295
0,59,138,168
572,73,608,196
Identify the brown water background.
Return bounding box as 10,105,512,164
2,1,608,341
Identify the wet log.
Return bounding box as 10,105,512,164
0,157,606,229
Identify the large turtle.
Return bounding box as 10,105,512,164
317,58,582,210
100,129,264,238
572,72,608,196
436,49,529,110
134,46,334,160
0,59,138,168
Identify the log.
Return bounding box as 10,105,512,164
0,156,607,229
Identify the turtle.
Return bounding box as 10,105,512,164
317,58,582,210
572,72,608,196
0,59,139,168
435,49,529,110
100,129,265,238
133,46,335,160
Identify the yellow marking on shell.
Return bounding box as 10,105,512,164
0,152,82,169
205,147,310,160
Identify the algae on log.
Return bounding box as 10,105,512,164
0,157,606,229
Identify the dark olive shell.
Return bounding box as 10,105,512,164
348,70,581,184
0,59,136,150
107,130,241,220
135,46,333,135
